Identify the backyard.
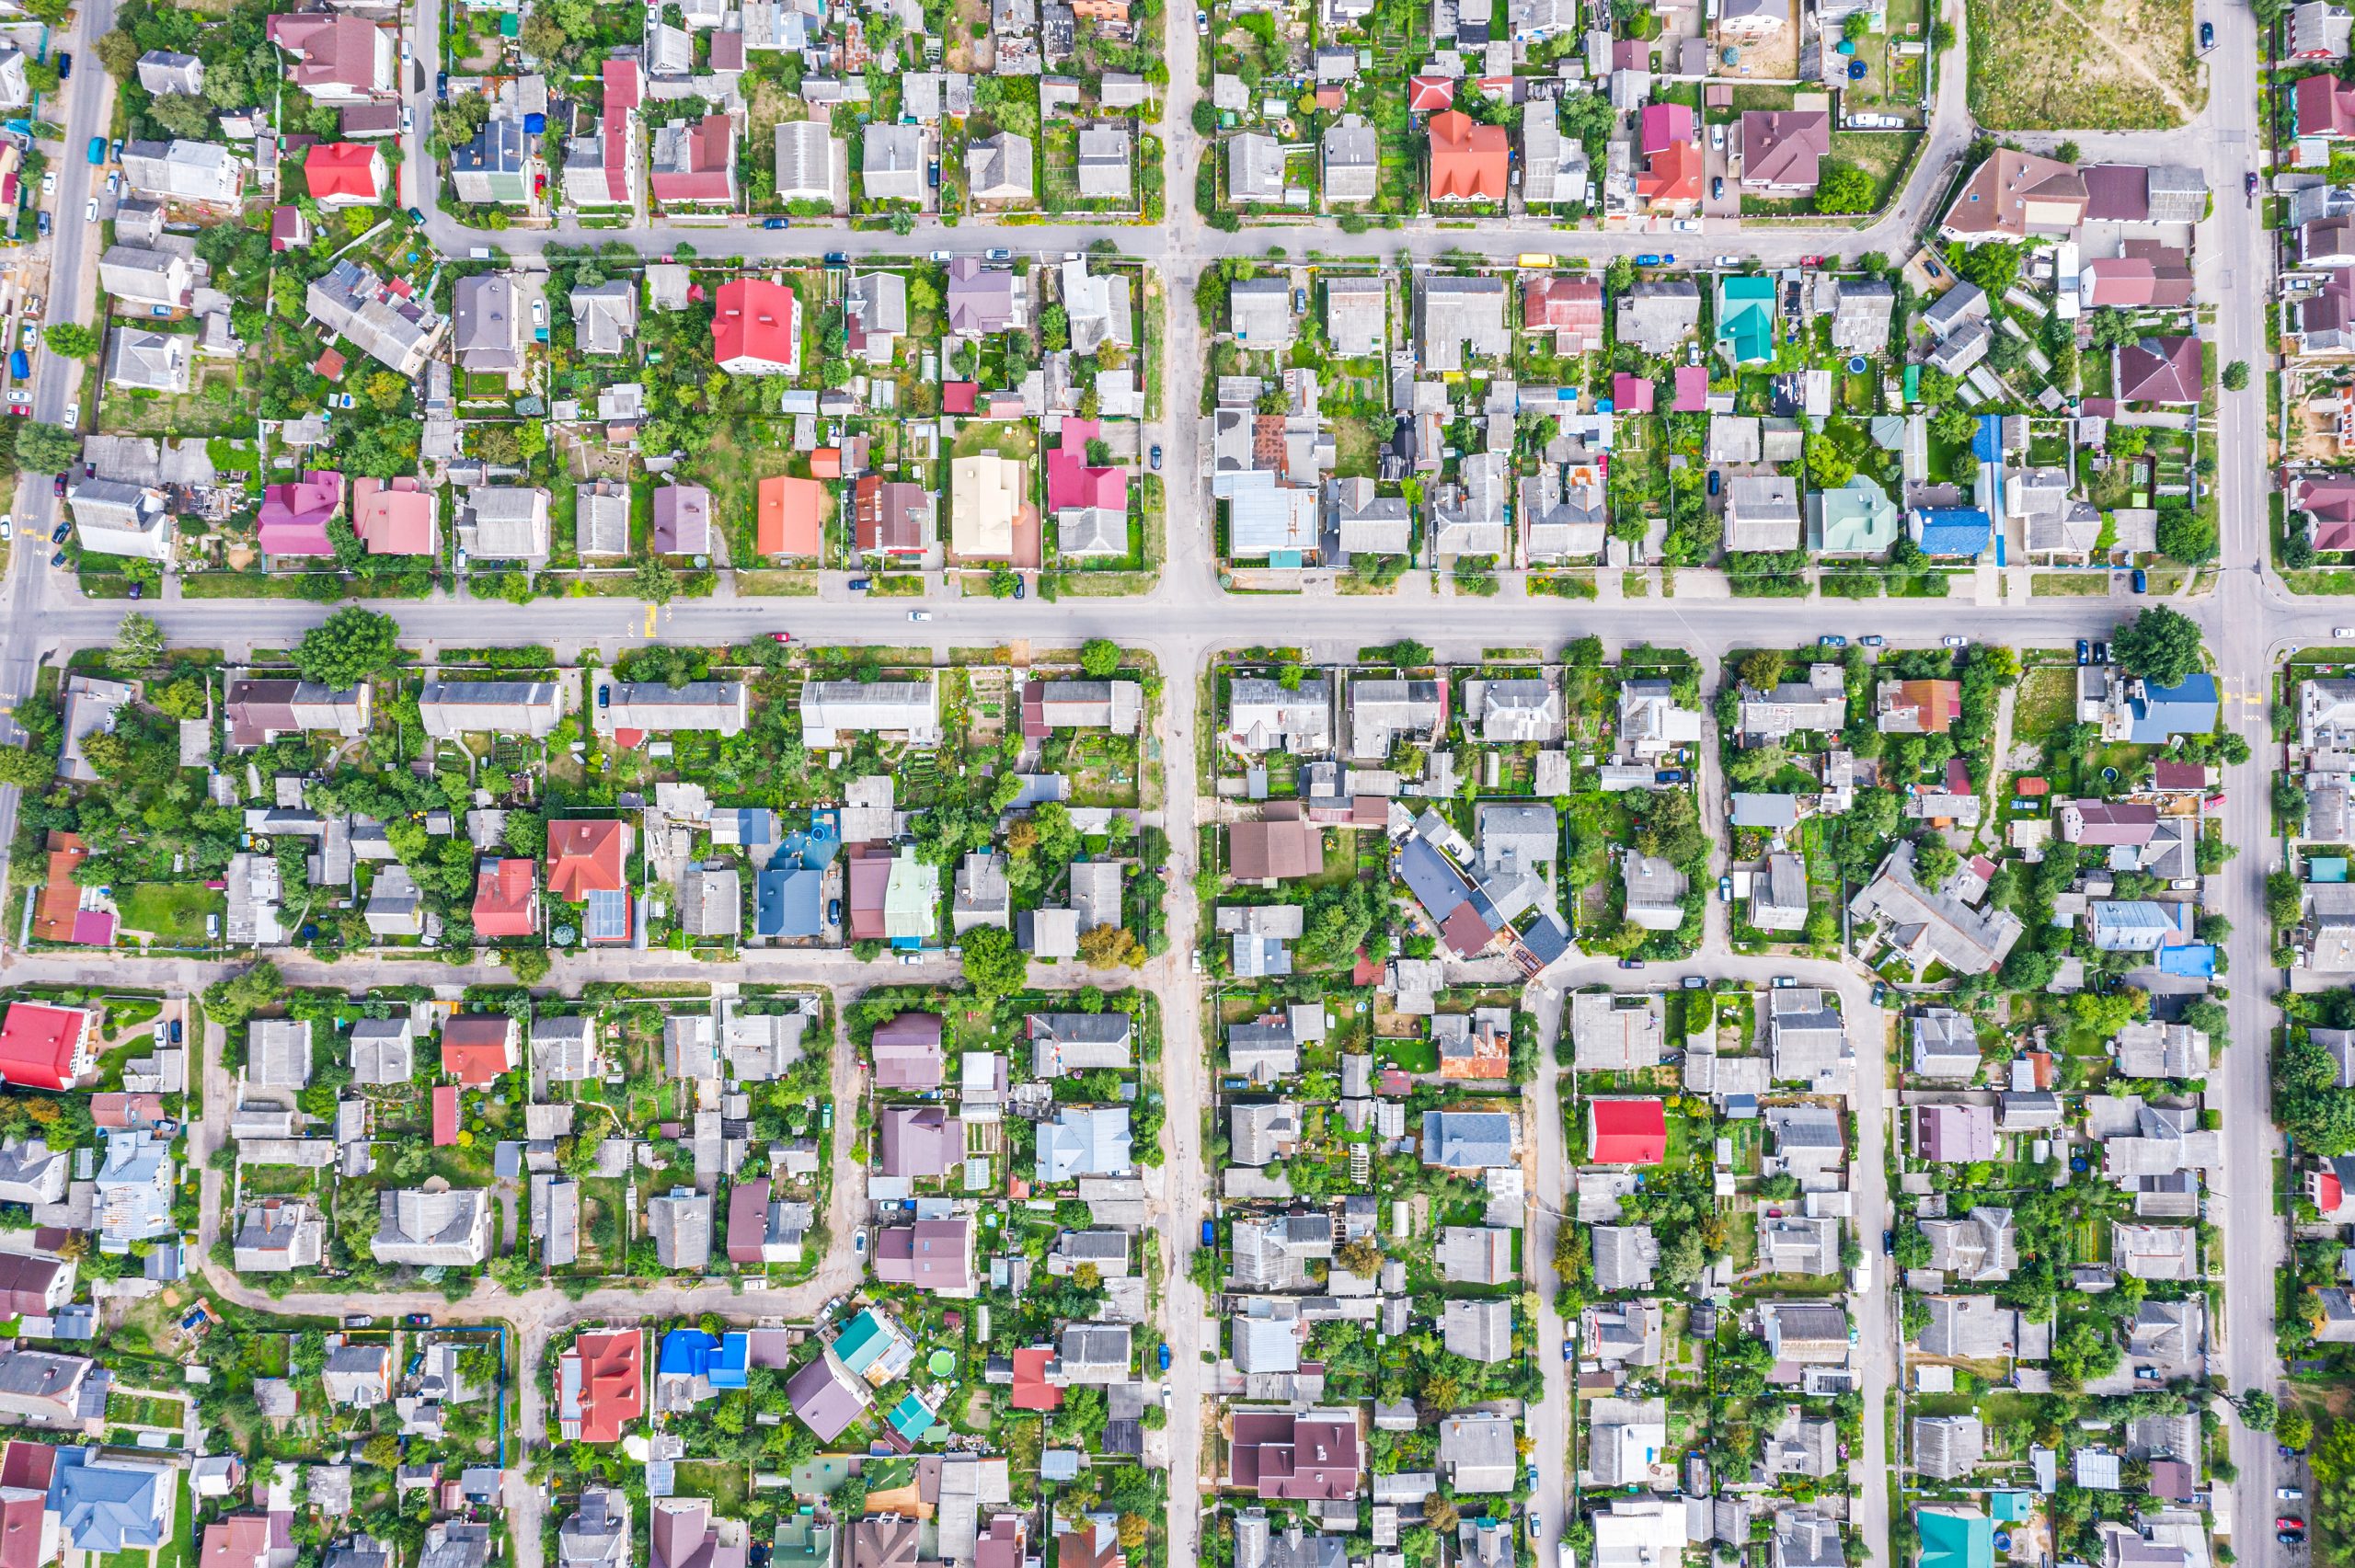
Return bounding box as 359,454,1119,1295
1965,0,2202,130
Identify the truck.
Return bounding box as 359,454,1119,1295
86,137,104,166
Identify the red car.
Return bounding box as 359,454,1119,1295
50,472,64,497
769,631,791,643
2279,1518,2306,1533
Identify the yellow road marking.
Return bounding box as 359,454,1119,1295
642,604,657,636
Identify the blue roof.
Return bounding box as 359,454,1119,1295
2156,944,2216,977
51,1447,165,1551
709,1333,750,1390
1519,910,1572,967
1913,508,1993,557
2126,674,2218,744
658,1329,720,1378
1396,836,1476,927
757,867,825,937
2314,857,2350,884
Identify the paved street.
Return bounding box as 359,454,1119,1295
0,1,2311,1562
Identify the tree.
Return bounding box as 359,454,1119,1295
41,323,96,359
1736,648,1786,690
1813,161,1875,215
15,422,77,474
2110,605,2203,685
2278,1404,2315,1450
293,609,403,689
95,28,139,78
2086,308,2141,352
633,555,679,605
0,746,51,786
2156,504,2218,565
144,91,214,140
1930,406,1978,445
519,8,569,58
2223,359,2251,391
1078,924,1143,967
960,926,1028,1001
202,962,287,1029
109,612,164,673
1079,638,1121,678
2238,1388,2279,1432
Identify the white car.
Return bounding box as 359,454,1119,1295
61,401,76,425
1,517,13,541
531,298,546,326
6,390,25,406
2337,627,2355,638
401,39,411,58
37,173,52,197
1671,218,1701,232
1710,122,1724,150
105,172,117,194
1943,635,1969,648
908,610,932,622
83,199,96,223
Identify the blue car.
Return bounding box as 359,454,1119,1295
2131,567,2148,592
1635,253,1661,266
763,217,790,229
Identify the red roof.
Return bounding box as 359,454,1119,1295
1587,1099,1667,1165
304,142,381,200
601,60,639,203
1407,75,1455,111
1522,277,1603,334
564,1329,644,1443
473,858,537,938
431,1085,458,1147
1673,365,1710,411
1611,372,1653,413
0,1439,54,1494
710,278,801,374
649,112,734,203
0,1003,86,1092
2320,1170,2345,1214
728,1177,773,1263
942,382,978,415
1637,141,1705,207
442,1016,515,1087
199,1515,271,1568
2300,72,2355,137
547,818,627,901
1428,110,1508,202
1009,1345,1063,1410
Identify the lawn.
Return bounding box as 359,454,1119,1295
115,884,223,944
1826,131,1920,212
672,1459,750,1516
2012,665,2076,746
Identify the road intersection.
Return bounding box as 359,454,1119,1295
0,3,2308,1565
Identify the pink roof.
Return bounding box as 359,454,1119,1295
257,470,344,556
1047,423,1128,513
304,143,381,200
601,59,638,204
1407,74,1455,111
432,1085,458,1146
350,477,435,555
943,382,978,414
1611,372,1653,413
1639,102,1694,155
0,1004,86,1093
1673,365,1710,411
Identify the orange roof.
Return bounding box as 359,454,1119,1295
1428,110,1509,202
304,142,381,200
442,1015,515,1087
810,447,844,479
758,475,828,557
1009,1345,1063,1410
1637,140,1705,207
546,818,627,901
31,832,85,944
563,1329,645,1443
710,278,800,373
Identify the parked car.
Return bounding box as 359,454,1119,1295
1681,975,1705,990
46,550,62,567
407,206,426,223
51,473,64,497
1158,1343,1172,1372
2337,627,2355,638
1717,875,1732,901
986,247,1013,260
54,52,69,78
2248,171,2260,201
2093,640,2109,664
847,577,871,590
1561,1340,1574,1361
83,199,95,223
1150,444,1162,470
1819,634,1845,647
530,298,546,326
1772,976,1797,989
1617,957,1644,970
1196,8,1207,29
762,217,790,229
170,1018,182,1044
2077,638,2091,665
404,1312,432,1326
2131,567,2148,592
2279,1519,2305,1532
38,172,52,197
2200,19,2214,46
1635,253,1662,266
1860,635,1883,647
1881,1229,1895,1256
853,1231,867,1256
1710,122,1724,149
1711,176,1724,200
908,610,932,622
822,251,849,267
1706,469,1719,497
128,581,142,600
827,898,842,925
344,1314,374,1329
1943,635,1969,648
36,211,50,237
49,521,66,544
2280,1489,2305,1501
1655,769,1687,784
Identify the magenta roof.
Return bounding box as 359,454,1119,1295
1673,365,1710,412
256,469,343,556
1611,372,1653,413
1046,426,1127,514
1639,102,1694,155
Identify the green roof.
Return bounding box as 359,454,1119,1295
1819,475,1900,555
834,1309,896,1376
1918,1508,1993,1568
1987,1494,2030,1524
1717,275,1776,365
888,1392,935,1438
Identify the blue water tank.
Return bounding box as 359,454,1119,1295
523,112,546,133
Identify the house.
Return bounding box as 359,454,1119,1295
968,132,1037,203
1818,475,1901,555
564,60,642,209
1587,1099,1667,1164
1228,133,1289,203
950,452,1026,559
799,681,941,748
649,115,736,204
1740,110,1830,196
1075,123,1132,200
1439,1225,1516,1286
350,478,437,555
1622,853,1688,931
1726,475,1802,552
1324,275,1386,357
459,485,551,564
1617,282,1702,354
1428,110,1509,202
1939,148,2088,243
1571,993,1663,1072
873,1217,974,1294
1913,1415,1987,1480
647,1189,715,1269
862,124,924,202
305,142,385,206
420,681,565,740
1323,118,1379,203
48,1448,172,1548
452,274,523,374
569,281,638,359
265,12,395,100
1913,1103,1997,1163
1419,275,1510,372
560,1492,632,1568
450,115,530,203
1920,1207,2017,1283
1826,277,1896,353
98,244,197,311
774,120,843,205
1523,277,1605,354
1437,1414,1518,1493
1522,100,1591,206
2115,336,2203,405
2294,0,2355,60
120,138,246,206
1229,1410,1361,1500
137,50,204,94
1230,805,1325,883
1752,853,1809,933
710,279,800,375
1911,1009,1981,1080
0,1003,94,1092
786,1348,872,1440
104,328,190,395
1422,1109,1515,1169
373,1188,492,1265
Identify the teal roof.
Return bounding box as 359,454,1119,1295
888,1392,935,1438
1988,1494,2030,1524
1819,475,1899,555
1918,1509,1993,1568
1717,275,1776,364
775,1516,836,1568
834,1309,895,1376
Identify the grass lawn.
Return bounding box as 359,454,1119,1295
115,884,223,944
2030,573,2108,596
1826,131,1920,211
1378,1036,1441,1072
672,1459,750,1516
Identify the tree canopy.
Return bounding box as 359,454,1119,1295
2109,606,2203,686
293,609,403,690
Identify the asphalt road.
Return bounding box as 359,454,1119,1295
0,1,2305,1562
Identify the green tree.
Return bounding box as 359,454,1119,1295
1079,638,1121,678
2238,1388,2278,1432
1813,161,1875,215
2087,308,2141,352
109,612,164,673
633,555,679,605
293,609,403,689
2222,359,2250,392
41,322,96,359
144,92,213,140
0,746,52,786
15,421,77,473
2110,605,2202,685
960,926,1028,1001
2156,505,2218,565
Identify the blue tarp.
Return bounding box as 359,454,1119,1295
1913,508,1993,557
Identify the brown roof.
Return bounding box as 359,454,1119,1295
1943,148,2086,239
1739,109,1830,187
853,1517,921,1568
1229,1409,1361,1500
32,832,86,944
856,476,930,553
2116,335,2202,405
2079,163,2148,222
1229,804,1326,882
